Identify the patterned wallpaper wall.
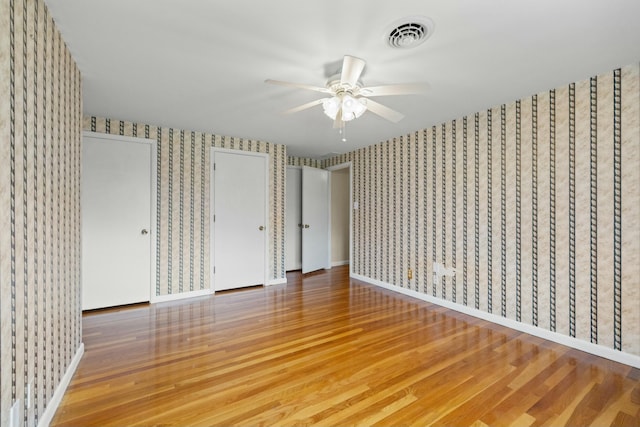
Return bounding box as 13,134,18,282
84,117,288,294
0,0,83,425
324,63,640,357
287,155,322,168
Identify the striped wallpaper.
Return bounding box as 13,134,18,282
287,155,323,168
84,117,288,294
324,63,640,357
0,0,83,425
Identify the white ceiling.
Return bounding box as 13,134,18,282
46,0,640,158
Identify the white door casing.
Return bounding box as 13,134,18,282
81,132,154,310
211,148,268,291
301,166,331,274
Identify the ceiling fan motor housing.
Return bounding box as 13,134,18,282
326,74,363,96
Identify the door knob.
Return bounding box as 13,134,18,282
304,224,310,228
259,226,264,231
141,229,149,235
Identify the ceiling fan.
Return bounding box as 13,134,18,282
265,55,429,130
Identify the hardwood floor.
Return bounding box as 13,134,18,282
52,266,640,426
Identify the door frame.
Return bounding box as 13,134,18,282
210,147,269,292
82,131,158,304
326,162,352,276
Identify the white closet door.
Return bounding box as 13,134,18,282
286,167,302,271
212,149,267,290
302,167,330,274
82,134,151,310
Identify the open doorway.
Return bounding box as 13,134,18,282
327,163,352,270
285,163,351,273
285,166,331,274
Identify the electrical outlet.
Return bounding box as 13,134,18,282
27,382,32,409
407,268,413,280
10,399,20,427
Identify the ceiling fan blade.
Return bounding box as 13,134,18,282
265,79,331,94
333,107,344,129
363,98,405,123
359,83,430,97
282,98,327,115
340,55,366,87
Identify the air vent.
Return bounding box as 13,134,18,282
385,16,434,49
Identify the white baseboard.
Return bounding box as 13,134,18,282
331,260,349,267
151,288,213,303
352,273,640,369
267,278,287,286
39,343,84,427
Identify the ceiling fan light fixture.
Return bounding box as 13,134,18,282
321,96,341,120
322,94,367,122
342,95,367,121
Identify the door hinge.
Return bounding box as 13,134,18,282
213,163,216,171
213,266,216,274
213,214,216,222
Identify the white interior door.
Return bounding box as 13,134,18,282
302,167,330,274
212,149,267,290
82,133,151,310
285,167,302,271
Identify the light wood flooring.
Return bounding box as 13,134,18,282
52,265,640,426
